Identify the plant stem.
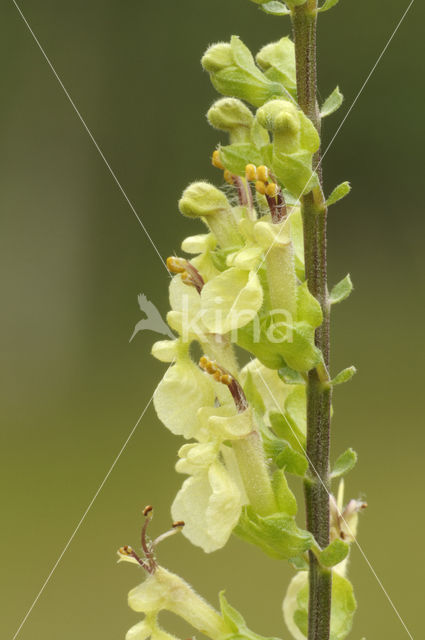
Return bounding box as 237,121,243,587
291,2,332,639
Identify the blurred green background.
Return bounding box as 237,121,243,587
1,1,423,638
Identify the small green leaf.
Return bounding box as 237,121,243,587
331,448,358,478
320,86,343,117
329,274,353,304
318,0,340,12
331,366,356,386
326,181,351,206
219,143,264,176
278,362,305,385
319,539,350,568
261,1,291,14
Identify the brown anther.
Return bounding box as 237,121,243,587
245,164,257,182
255,180,266,195
172,520,185,528
212,149,225,170
143,505,153,517
265,182,278,198
224,169,234,184
119,545,133,556
257,165,269,182
199,356,248,413
167,256,187,274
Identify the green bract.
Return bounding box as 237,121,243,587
202,36,285,107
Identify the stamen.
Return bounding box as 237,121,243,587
167,257,204,293
166,257,187,274
265,182,278,198
212,149,225,170
117,545,150,570
224,169,234,185
255,180,266,195
199,356,248,413
152,521,185,548
257,165,269,182
245,164,257,182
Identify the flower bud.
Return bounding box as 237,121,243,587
256,38,297,97
256,99,300,147
207,98,254,143
201,42,233,72
178,182,241,248
179,181,230,218
202,36,284,108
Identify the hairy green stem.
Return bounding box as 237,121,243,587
291,2,332,639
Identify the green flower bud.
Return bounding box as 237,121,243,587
179,181,229,218
256,99,300,148
256,38,297,98
202,36,285,108
178,182,241,248
256,100,320,196
207,98,254,143
201,42,233,72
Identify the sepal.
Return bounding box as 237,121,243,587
235,506,314,560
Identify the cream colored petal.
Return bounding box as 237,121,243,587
171,461,242,553
201,267,263,333
175,442,219,475
128,574,167,614
151,339,180,363
181,233,216,254
153,359,215,439
126,620,153,640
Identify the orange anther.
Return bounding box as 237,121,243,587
245,164,257,181
265,182,278,198
224,170,234,184
212,149,225,170
257,165,269,182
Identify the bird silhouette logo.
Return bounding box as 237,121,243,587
130,294,174,342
